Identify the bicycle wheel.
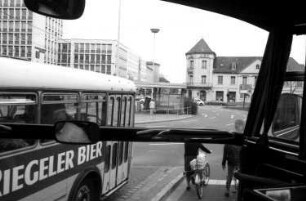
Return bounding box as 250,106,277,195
195,182,204,199
203,163,210,185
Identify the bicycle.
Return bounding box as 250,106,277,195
186,153,211,199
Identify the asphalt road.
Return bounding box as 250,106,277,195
133,106,247,178
107,106,247,201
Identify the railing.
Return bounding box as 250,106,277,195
187,67,194,74
239,84,252,91
136,106,193,115
186,82,213,88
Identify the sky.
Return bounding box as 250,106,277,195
63,0,305,83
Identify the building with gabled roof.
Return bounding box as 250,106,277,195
186,39,304,103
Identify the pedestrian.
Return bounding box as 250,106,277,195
149,99,155,116
184,142,211,190
222,119,245,197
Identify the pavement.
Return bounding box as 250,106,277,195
104,113,189,201
135,112,194,124
104,165,185,201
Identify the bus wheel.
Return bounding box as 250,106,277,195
71,179,99,201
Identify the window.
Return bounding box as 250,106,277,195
104,145,111,172
242,76,247,84
121,97,127,126
35,51,40,59
256,64,260,69
81,94,105,125
0,94,37,124
231,62,237,70
201,75,206,84
112,143,117,169
201,60,207,69
190,60,194,68
189,75,193,84
231,76,236,85
271,86,302,143
41,94,78,124
216,91,224,101
124,142,129,162
218,76,223,85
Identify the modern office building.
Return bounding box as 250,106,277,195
57,38,149,81
0,0,63,64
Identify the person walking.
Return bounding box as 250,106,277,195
222,119,244,197
149,99,155,116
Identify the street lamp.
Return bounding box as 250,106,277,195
150,28,160,83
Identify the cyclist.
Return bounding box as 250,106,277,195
184,142,211,190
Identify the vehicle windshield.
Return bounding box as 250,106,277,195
0,0,305,201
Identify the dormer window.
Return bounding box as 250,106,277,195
256,64,260,69
231,62,237,71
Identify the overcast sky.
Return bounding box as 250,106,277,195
63,0,305,82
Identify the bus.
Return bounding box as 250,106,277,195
0,57,136,201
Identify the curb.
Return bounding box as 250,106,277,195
135,115,195,125
151,173,184,201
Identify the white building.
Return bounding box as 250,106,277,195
0,0,63,64
57,38,147,81
186,39,304,103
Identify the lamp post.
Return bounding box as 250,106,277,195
115,0,122,77
150,28,160,83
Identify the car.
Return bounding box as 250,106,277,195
193,98,205,106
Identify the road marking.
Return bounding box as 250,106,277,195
208,179,237,185
149,143,184,146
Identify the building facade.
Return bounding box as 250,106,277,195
0,0,63,64
57,38,148,80
186,39,304,103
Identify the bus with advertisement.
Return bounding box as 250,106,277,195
0,57,136,201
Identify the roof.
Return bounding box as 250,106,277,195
213,57,304,74
186,39,215,55
0,57,136,92
165,0,306,32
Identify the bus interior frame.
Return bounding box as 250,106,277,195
1,0,306,201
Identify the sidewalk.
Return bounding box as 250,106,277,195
135,113,194,124
104,166,184,201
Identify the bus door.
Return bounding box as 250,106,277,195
103,95,120,191
116,96,133,184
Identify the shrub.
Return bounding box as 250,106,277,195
184,98,198,115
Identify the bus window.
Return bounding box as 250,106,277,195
121,97,127,126
0,94,37,123
101,96,107,126
112,143,118,169
124,142,129,162
113,97,121,127
81,94,105,125
41,94,78,124
271,90,302,142
126,97,133,127
0,94,37,153
118,142,124,165
107,97,115,126
105,145,111,172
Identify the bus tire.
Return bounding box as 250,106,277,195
69,178,99,201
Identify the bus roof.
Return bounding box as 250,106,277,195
0,57,136,92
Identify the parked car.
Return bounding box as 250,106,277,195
194,98,205,106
